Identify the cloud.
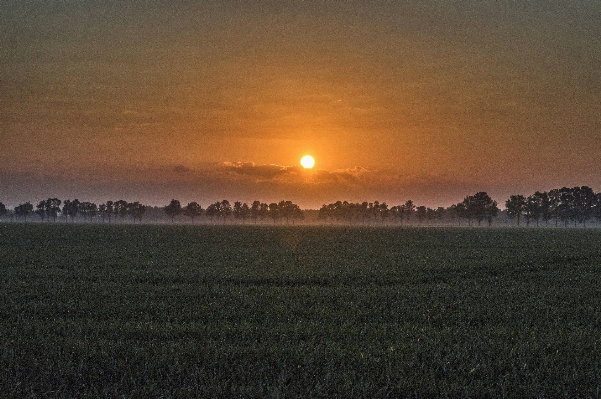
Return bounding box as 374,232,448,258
220,161,300,181
173,165,193,174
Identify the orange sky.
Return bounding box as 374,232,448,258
1,2,600,208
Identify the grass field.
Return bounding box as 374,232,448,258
1,224,601,397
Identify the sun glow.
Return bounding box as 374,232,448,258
300,155,315,169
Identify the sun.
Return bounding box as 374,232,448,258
300,155,315,169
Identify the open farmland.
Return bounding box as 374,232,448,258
1,224,601,397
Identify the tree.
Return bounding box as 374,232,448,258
164,199,182,223
268,202,280,224
99,204,107,222
33,198,61,222
454,202,467,226
46,198,61,222
205,203,219,223
462,192,498,226
378,202,390,225
128,202,146,223
595,192,601,223
557,188,574,227
184,202,203,223
435,207,446,224
571,186,596,227
403,200,415,225
259,202,269,223
79,202,98,222
102,201,114,223
62,199,80,222
278,200,302,224
524,194,541,227
548,189,561,227
233,201,244,223
0,202,6,218
485,200,499,227
250,201,261,224
240,202,250,223
219,200,232,224
318,204,331,224
14,202,33,222
291,204,304,224
35,200,47,222
114,200,129,222
426,207,436,225
447,204,460,225
536,191,552,226
416,206,427,225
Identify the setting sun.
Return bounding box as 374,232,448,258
300,155,315,169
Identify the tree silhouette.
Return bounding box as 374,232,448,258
416,206,427,225
435,207,446,225
205,203,218,223
232,202,250,223
525,195,541,227
403,200,415,224
219,200,232,224
548,189,561,227
259,203,269,222
240,202,250,223
14,202,33,222
534,191,552,226
268,203,279,225
101,201,114,223
572,186,596,227
114,200,129,222
557,188,574,227
79,202,98,222
595,192,601,223
35,200,47,221
378,202,390,224
506,195,525,226
128,202,146,223
233,201,245,223
33,198,61,222
462,192,498,226
46,198,61,222
0,202,6,218
184,202,203,223
424,207,434,225
250,201,261,224
278,200,302,224
164,199,182,223
62,199,80,222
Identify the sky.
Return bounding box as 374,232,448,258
1,1,600,209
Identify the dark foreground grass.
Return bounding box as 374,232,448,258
1,224,601,398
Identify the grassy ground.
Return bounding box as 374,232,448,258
1,224,601,397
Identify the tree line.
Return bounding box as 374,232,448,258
318,191,499,226
164,199,304,224
505,186,601,227
1,186,600,226
1,198,304,225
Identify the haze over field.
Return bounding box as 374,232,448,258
1,1,600,208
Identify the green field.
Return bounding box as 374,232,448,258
1,224,601,397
